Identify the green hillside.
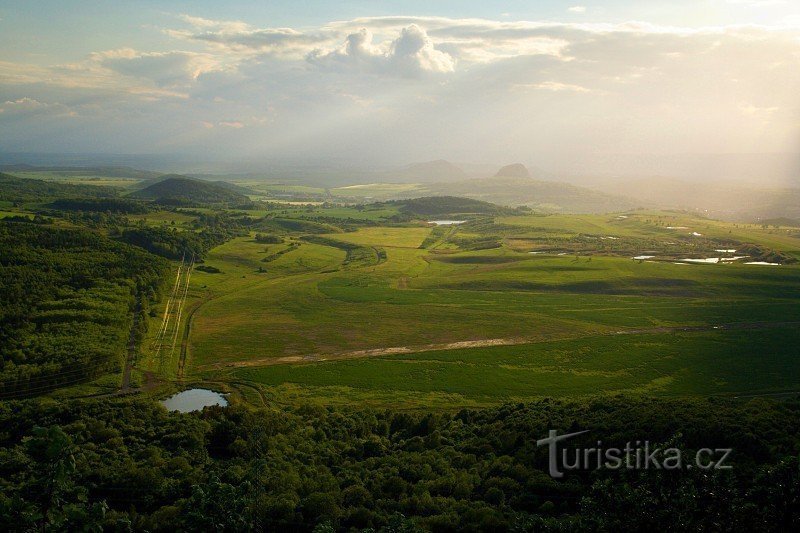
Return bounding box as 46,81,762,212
130,175,249,204
0,172,120,201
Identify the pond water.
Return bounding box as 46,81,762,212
161,389,228,413
428,220,466,225
632,255,655,260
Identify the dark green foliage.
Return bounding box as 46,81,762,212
254,233,283,244
0,173,119,202
0,222,167,397
0,396,797,531
259,217,342,234
48,198,151,214
120,226,237,260
390,196,508,216
130,175,248,205
195,265,221,274
737,243,797,264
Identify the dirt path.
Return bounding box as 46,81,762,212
214,320,800,370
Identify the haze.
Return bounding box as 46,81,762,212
1,0,799,183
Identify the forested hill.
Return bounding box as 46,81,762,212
0,221,168,398
130,175,249,204
0,172,119,201
385,196,517,216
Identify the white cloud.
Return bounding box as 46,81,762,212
168,14,332,59
308,24,455,77
568,6,587,13
94,48,226,87
1,14,799,158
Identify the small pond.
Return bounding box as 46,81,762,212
161,389,228,413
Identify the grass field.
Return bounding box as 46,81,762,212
129,206,799,409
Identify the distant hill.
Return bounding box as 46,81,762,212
494,163,531,179
591,177,800,221
0,172,119,201
204,179,258,196
130,175,249,204
389,196,510,216
0,165,161,180
404,177,639,213
387,160,467,183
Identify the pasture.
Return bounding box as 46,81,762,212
158,207,800,408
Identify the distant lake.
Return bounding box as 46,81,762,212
161,389,228,413
428,220,466,226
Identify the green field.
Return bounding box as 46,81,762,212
128,207,800,408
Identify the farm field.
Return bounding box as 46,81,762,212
133,207,800,409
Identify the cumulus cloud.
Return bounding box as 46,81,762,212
308,24,455,77
1,12,799,158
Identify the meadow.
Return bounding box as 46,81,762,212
139,207,800,408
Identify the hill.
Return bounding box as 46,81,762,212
0,172,119,201
412,177,640,213
494,163,531,179
130,175,249,204
387,196,510,216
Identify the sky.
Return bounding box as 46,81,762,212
1,0,799,170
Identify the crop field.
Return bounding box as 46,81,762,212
130,207,800,408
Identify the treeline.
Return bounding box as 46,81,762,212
0,172,119,202
0,395,797,531
300,235,386,267
0,222,168,398
48,197,151,214
120,216,249,260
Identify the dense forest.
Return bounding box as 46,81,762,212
0,173,119,202
48,198,151,215
0,221,167,398
0,396,797,531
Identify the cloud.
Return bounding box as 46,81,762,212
168,14,331,59
568,6,587,13
93,48,225,87
0,97,76,117
1,13,799,158
514,81,591,92
308,24,455,77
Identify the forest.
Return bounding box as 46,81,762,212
0,396,797,531
0,221,167,398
